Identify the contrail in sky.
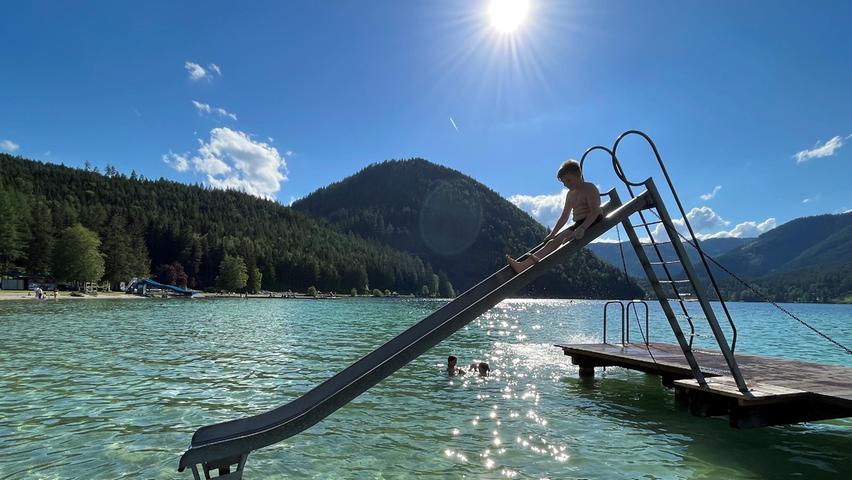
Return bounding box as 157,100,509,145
449,116,459,132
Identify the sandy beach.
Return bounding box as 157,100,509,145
0,291,147,301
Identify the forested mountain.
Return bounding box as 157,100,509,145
587,212,852,303
716,212,852,277
588,237,752,278
0,154,445,295
712,212,852,303
292,159,643,298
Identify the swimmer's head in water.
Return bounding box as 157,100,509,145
477,362,490,376
447,356,458,369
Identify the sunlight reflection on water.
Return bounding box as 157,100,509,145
0,298,850,479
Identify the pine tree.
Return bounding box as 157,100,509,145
25,200,55,277
0,190,27,274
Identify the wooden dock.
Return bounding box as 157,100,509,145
556,342,852,428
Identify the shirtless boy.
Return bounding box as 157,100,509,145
506,160,602,274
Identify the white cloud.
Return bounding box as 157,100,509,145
162,151,190,172
802,195,819,204
192,100,237,121
449,116,459,132
699,185,722,201
509,190,567,227
191,127,287,198
208,63,221,76
185,61,207,81
0,139,20,152
705,218,776,239
591,236,621,244
285,150,293,156
646,206,775,240
192,154,231,176
794,135,847,163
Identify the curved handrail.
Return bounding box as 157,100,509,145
611,130,738,352
580,145,627,197
582,142,696,344
626,300,650,346
602,300,625,344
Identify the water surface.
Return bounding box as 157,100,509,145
1,298,850,479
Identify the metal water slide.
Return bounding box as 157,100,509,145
178,188,656,479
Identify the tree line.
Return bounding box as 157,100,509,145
0,154,454,295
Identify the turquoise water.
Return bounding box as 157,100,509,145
1,298,850,479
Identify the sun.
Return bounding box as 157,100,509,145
488,0,530,33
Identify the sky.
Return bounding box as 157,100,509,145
2,0,850,241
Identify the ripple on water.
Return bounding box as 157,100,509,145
0,298,850,479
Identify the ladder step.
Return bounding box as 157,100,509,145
658,280,691,284
631,220,663,228
649,260,681,265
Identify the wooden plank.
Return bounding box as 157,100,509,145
556,342,852,408
673,377,808,405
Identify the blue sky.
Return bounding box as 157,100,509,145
2,1,850,240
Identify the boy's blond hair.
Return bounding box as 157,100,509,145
557,160,581,180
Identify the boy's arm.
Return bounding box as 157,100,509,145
547,193,573,239
573,186,602,239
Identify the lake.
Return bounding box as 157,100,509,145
1,298,850,479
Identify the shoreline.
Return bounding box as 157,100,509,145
0,291,147,301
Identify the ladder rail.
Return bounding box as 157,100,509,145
610,189,708,387
643,180,750,394
581,140,750,395
612,130,740,353
580,147,697,344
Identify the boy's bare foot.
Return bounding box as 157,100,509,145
506,255,525,274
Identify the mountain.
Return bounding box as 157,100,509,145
0,153,442,294
716,212,852,277
720,262,852,304
588,237,753,278
292,159,643,298
588,212,852,304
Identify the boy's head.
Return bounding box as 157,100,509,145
557,160,582,189
447,355,457,369
477,362,490,376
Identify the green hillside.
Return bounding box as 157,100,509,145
0,153,444,294
292,159,643,298
716,212,852,277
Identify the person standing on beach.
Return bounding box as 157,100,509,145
506,160,602,273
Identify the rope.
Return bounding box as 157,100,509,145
650,211,852,356
696,248,852,355
615,225,629,283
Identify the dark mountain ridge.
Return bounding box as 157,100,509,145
293,158,644,298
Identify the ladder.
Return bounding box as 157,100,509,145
581,132,750,395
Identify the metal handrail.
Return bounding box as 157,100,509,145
580,145,697,345
611,130,738,352
625,300,650,346
602,301,626,344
